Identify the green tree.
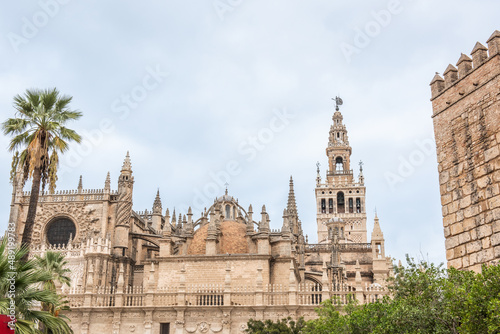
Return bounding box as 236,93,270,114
2,88,82,251
296,258,500,334
34,251,71,293
34,252,71,321
0,239,73,333
245,317,306,334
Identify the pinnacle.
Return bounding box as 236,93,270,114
487,30,500,42
471,42,487,54
444,64,457,74
153,189,162,211
456,53,472,66
122,151,132,171
286,176,298,218
430,73,444,84
78,175,83,189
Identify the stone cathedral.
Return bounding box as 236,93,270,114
9,101,392,334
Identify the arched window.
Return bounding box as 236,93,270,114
335,157,343,171
321,199,326,213
348,198,354,213
356,198,362,213
225,205,231,219
46,218,76,246
337,192,345,213
328,198,334,213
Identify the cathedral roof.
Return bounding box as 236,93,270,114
187,220,249,255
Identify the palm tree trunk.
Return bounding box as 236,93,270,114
21,166,42,256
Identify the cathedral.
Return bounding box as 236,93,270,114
9,101,392,334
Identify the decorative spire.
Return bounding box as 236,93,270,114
359,160,364,184
287,176,298,218
104,172,111,191
371,212,384,241
153,189,162,214
316,162,321,185
259,205,269,233
121,151,132,172
77,175,83,192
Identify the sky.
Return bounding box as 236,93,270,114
0,0,499,266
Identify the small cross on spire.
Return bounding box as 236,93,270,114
224,182,229,195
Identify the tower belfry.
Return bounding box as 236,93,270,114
315,98,367,243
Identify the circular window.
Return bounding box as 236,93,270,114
46,218,76,246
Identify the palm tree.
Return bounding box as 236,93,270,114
0,239,73,333
2,88,82,251
34,252,71,319
34,252,71,293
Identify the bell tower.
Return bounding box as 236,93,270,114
315,98,367,243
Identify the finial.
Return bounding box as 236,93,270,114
225,182,229,195
105,171,111,190
153,189,162,214
78,175,83,190
316,161,320,174
121,151,132,171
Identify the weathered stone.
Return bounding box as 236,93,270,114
466,240,482,253
431,31,500,270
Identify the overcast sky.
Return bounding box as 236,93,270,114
1,0,499,266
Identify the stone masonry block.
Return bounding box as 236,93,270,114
443,226,451,238
477,248,495,263
463,218,476,231
450,223,464,236
448,257,462,269
495,245,500,258
492,232,500,247
445,235,460,250
466,240,482,253
484,146,499,162
453,245,466,258
494,219,500,233
458,231,471,245
477,224,493,239
482,237,491,249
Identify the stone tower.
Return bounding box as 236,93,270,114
113,152,134,257
430,30,500,271
315,99,367,243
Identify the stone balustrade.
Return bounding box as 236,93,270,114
63,281,387,309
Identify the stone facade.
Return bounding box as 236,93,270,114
9,101,392,333
430,30,500,271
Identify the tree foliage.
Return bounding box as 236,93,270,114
246,258,500,334
245,317,306,334
2,88,82,250
0,239,73,333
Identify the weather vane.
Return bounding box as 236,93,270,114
224,182,229,194
359,160,364,172
332,96,343,111
316,161,320,173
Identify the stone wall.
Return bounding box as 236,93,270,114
430,30,500,271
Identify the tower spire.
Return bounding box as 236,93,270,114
77,175,83,192
153,189,162,214
122,151,132,172
104,172,111,192
287,176,298,217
